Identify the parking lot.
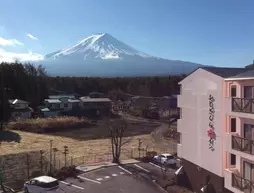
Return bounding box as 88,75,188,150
54,162,176,193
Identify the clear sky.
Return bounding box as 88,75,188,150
0,0,254,67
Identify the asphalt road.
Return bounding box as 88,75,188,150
53,162,174,193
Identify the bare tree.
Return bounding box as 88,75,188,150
108,118,127,163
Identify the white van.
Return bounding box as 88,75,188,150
24,176,59,193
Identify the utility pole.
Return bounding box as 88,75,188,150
53,148,58,169
138,138,142,159
63,146,69,167
49,140,53,172
40,150,44,174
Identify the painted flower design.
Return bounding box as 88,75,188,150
207,128,216,140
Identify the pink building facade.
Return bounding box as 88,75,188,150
178,67,254,193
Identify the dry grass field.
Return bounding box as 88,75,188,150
0,120,169,160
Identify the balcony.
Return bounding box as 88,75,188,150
232,173,254,193
232,98,254,114
232,135,254,155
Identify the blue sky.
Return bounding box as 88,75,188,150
0,0,254,67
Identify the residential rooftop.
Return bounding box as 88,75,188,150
80,97,111,102
48,95,76,99
200,67,248,78
8,99,29,104
44,99,61,103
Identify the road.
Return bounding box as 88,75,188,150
54,162,175,193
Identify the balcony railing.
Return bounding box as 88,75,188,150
232,135,254,155
232,173,254,193
232,98,254,114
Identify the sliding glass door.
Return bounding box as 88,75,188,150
244,124,254,155
243,161,254,193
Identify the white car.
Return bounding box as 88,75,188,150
153,153,176,165
24,176,59,193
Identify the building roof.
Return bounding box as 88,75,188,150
32,176,57,183
40,107,50,112
44,99,61,103
80,97,111,103
8,99,29,104
226,69,254,79
49,95,76,99
11,107,33,112
68,99,80,103
200,67,248,78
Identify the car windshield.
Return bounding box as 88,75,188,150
166,156,174,159
38,180,59,188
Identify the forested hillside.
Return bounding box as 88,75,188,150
0,62,186,108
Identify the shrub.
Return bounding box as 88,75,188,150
7,116,91,133
47,165,79,180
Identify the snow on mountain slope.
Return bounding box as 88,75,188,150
43,32,203,76
45,33,152,60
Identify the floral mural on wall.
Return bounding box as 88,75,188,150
208,94,216,151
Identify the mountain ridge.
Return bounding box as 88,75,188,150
43,33,203,76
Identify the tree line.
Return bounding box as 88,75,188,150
0,61,185,111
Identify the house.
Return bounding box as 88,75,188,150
41,95,81,117
79,97,111,117
177,66,254,193
8,99,32,120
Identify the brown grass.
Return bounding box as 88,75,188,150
7,116,91,133
0,121,174,159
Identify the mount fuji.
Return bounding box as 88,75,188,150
43,33,203,76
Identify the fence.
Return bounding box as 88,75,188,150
0,138,177,191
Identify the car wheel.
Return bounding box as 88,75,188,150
24,187,29,193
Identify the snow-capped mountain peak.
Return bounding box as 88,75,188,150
45,33,151,60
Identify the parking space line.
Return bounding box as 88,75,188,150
77,175,101,184
105,176,110,179
134,164,150,172
118,165,132,175
149,162,165,170
96,178,103,181
60,181,84,190
120,172,125,175
112,173,118,176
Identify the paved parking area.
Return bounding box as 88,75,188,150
55,162,176,193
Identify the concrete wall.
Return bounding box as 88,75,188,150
178,68,224,177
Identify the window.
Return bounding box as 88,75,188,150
38,180,59,188
231,86,237,97
231,118,236,132
230,154,236,165
244,86,253,98
64,103,68,108
243,161,254,181
166,155,174,160
244,124,253,140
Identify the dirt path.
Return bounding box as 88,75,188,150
122,114,177,153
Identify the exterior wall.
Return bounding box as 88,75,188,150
12,103,28,109
45,102,63,110
224,169,243,193
182,159,233,193
43,111,59,118
224,80,254,98
225,80,254,119
178,68,224,177
11,111,31,120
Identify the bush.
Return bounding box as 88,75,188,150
47,165,79,180
7,116,91,133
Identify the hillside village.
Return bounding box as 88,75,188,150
8,93,178,121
